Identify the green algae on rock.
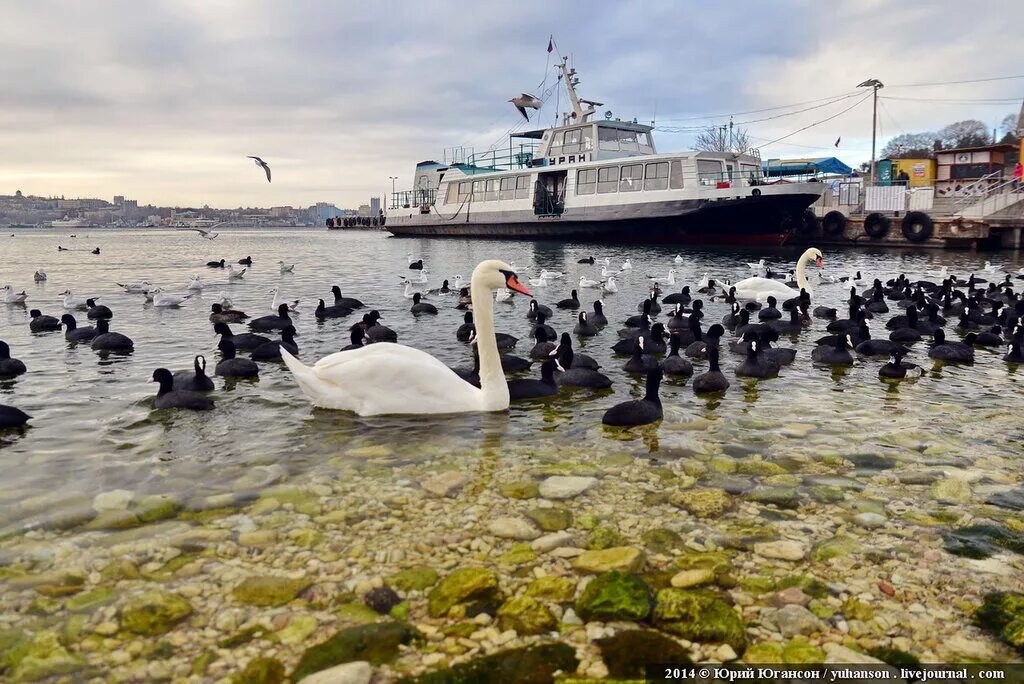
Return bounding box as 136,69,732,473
497,596,557,635
427,567,500,617
572,546,645,574
525,506,572,532
652,588,747,653
575,571,653,622
292,621,416,680
232,576,311,607
388,566,439,592
743,641,784,664
120,590,193,635
398,642,577,684
642,527,684,554
232,656,285,684
596,629,692,678
65,587,117,613
525,576,576,603
975,591,1024,652
3,629,85,682
672,488,733,518
584,526,627,550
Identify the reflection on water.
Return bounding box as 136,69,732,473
0,227,1021,538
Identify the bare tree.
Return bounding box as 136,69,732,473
938,119,989,149
881,132,936,159
694,124,752,154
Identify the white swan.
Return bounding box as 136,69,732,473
269,287,299,312
602,276,618,294
2,285,28,303
281,260,531,415
59,289,88,310
151,288,192,307
579,275,600,288
732,247,823,302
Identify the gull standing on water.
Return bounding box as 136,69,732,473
248,156,272,182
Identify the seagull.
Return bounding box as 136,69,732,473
178,226,219,240
186,275,205,291
118,280,152,294
2,285,28,303
151,288,192,307
227,265,246,280
601,276,618,294
33,268,47,282
674,254,683,265
248,156,272,182
746,258,767,272
495,289,514,303
278,260,295,274
579,275,600,289
509,93,542,121
216,292,234,308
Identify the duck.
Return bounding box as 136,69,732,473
692,345,730,394
663,334,694,377
331,286,364,309
811,331,854,366
151,289,192,307
210,303,248,323
590,300,608,326
928,329,975,363
526,299,554,320
279,260,533,415
213,321,271,352
551,344,611,388
249,304,293,332
507,359,560,400
878,350,922,379
29,309,61,332
411,293,438,315
2,286,28,304
573,312,599,337
215,339,259,378
252,325,299,362
151,368,215,411
550,332,600,370
91,247,100,255
732,248,822,303
90,319,134,352
736,333,782,377
0,341,27,378
556,289,581,309
662,285,691,305
341,328,367,352
238,256,253,265
59,290,88,310
206,258,226,268
269,287,300,313
0,404,31,428
84,298,112,320
622,337,661,374
757,296,782,320
61,314,96,342
172,355,215,391
456,287,473,310
316,298,353,319
602,368,662,427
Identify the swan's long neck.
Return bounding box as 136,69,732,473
795,251,812,292
471,278,509,410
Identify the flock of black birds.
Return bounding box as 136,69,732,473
3,250,1024,431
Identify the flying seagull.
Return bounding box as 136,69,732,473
177,226,219,240
247,156,272,183
509,93,542,122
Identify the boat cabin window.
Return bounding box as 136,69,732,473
644,162,669,191
445,183,457,204
576,169,597,195
549,127,590,157
620,164,643,192
598,128,653,154
670,160,684,189
457,182,471,202
697,159,725,185
484,179,498,201
499,177,515,200
515,175,531,199
740,163,760,183
597,166,619,193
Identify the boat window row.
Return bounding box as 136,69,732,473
548,127,594,157
575,160,684,195
597,128,654,154
446,175,532,204
696,159,764,186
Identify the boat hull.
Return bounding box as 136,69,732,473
386,192,821,246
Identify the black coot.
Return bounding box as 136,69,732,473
552,345,611,388
556,289,580,310
508,359,559,400
316,298,353,319
173,355,215,391
0,341,27,377
663,334,694,377
29,310,61,332
0,404,31,428
249,304,292,332
85,298,112,320
602,368,663,427
410,293,438,315
214,321,271,351
152,368,214,411
61,314,96,343
693,345,729,394
210,303,248,324
330,286,364,309
90,319,134,352
215,339,259,378
252,325,299,362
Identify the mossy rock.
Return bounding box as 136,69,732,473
66,587,117,613
232,576,310,607
575,571,653,622
842,598,874,622
672,488,733,518
134,494,182,523
397,642,577,684
27,596,63,615
642,528,684,554
232,657,285,684
743,641,784,664
428,567,499,618
335,603,383,624
572,546,645,574
218,625,278,649
584,526,627,550
652,588,747,653
191,651,216,676
708,457,738,474
811,535,863,560
498,543,537,565
497,596,556,635
99,559,142,582
3,629,85,682
82,508,143,531
499,482,540,500
975,591,1024,652
525,576,576,603
388,567,439,592
776,575,828,600
291,621,416,680
736,459,787,476
866,646,921,668
257,489,322,516
596,629,692,678
744,486,801,510
525,507,572,532
738,576,777,594
783,636,824,663
120,590,193,635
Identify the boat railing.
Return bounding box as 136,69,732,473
390,189,437,210
466,143,540,171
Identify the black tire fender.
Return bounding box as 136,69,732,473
800,208,820,233
901,211,933,242
822,210,847,235
863,213,890,239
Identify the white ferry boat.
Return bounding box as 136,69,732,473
386,58,825,245
50,216,93,229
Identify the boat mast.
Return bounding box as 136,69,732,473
558,57,596,123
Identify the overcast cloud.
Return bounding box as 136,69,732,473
1,0,1020,208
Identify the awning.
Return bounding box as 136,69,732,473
762,157,852,177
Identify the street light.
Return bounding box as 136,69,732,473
857,78,884,184
389,176,398,208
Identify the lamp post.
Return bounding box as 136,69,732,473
857,79,884,185
389,176,398,208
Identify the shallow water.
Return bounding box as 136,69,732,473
0,227,1022,532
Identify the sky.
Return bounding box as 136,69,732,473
1,0,1021,209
